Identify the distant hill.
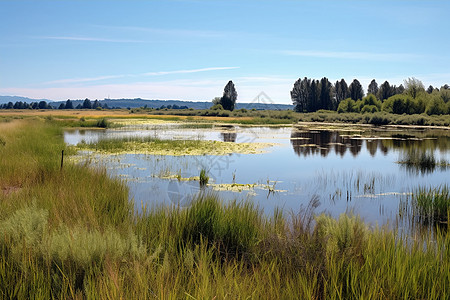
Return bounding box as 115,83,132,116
0,96,293,110
0,95,53,105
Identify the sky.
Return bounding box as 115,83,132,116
1,0,449,104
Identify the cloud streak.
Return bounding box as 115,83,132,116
143,67,240,76
38,36,144,43
43,67,240,85
281,50,420,61
98,25,227,38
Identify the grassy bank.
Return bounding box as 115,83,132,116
2,108,450,127
1,119,449,299
132,108,450,127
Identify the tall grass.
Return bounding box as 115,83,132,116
410,186,450,224
0,119,449,299
199,168,209,187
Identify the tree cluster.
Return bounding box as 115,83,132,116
157,104,189,110
0,99,111,110
0,100,53,110
292,77,450,115
292,77,368,112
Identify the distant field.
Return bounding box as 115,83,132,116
0,109,254,122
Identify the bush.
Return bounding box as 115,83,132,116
361,105,379,113
219,111,230,117
368,113,391,125
337,98,358,113
426,97,446,115
210,104,224,110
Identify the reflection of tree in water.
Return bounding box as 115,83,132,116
290,128,450,159
366,139,378,157
398,149,448,174
348,138,363,157
221,132,237,142
290,130,363,157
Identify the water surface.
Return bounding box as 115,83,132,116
65,123,450,229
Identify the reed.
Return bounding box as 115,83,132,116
199,169,209,187
411,185,450,224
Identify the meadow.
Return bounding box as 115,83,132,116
0,116,449,299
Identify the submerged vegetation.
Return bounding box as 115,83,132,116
0,119,449,298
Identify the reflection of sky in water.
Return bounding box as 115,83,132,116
65,125,450,229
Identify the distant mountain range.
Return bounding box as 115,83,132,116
0,96,53,104
0,96,293,110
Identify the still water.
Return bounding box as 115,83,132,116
65,122,450,228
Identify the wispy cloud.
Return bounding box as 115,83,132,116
98,25,227,38
43,67,239,85
281,50,420,61
38,36,144,43
143,67,239,76
45,75,128,85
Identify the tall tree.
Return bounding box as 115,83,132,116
309,79,320,111
38,101,48,109
368,79,379,96
291,77,313,112
395,84,405,95
404,77,425,99
427,85,435,94
220,80,237,111
334,79,349,104
82,98,92,109
92,100,101,109
319,77,332,110
349,79,364,101
378,81,394,101
65,99,73,109
291,78,306,112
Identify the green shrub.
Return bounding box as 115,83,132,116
426,97,446,115
368,113,391,125
361,104,379,113
337,98,357,113
210,104,223,110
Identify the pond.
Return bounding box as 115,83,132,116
65,121,450,230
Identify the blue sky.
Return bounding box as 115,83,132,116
1,0,449,104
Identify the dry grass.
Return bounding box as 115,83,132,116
0,109,254,122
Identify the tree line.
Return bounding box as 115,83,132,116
291,77,450,115
0,99,110,110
